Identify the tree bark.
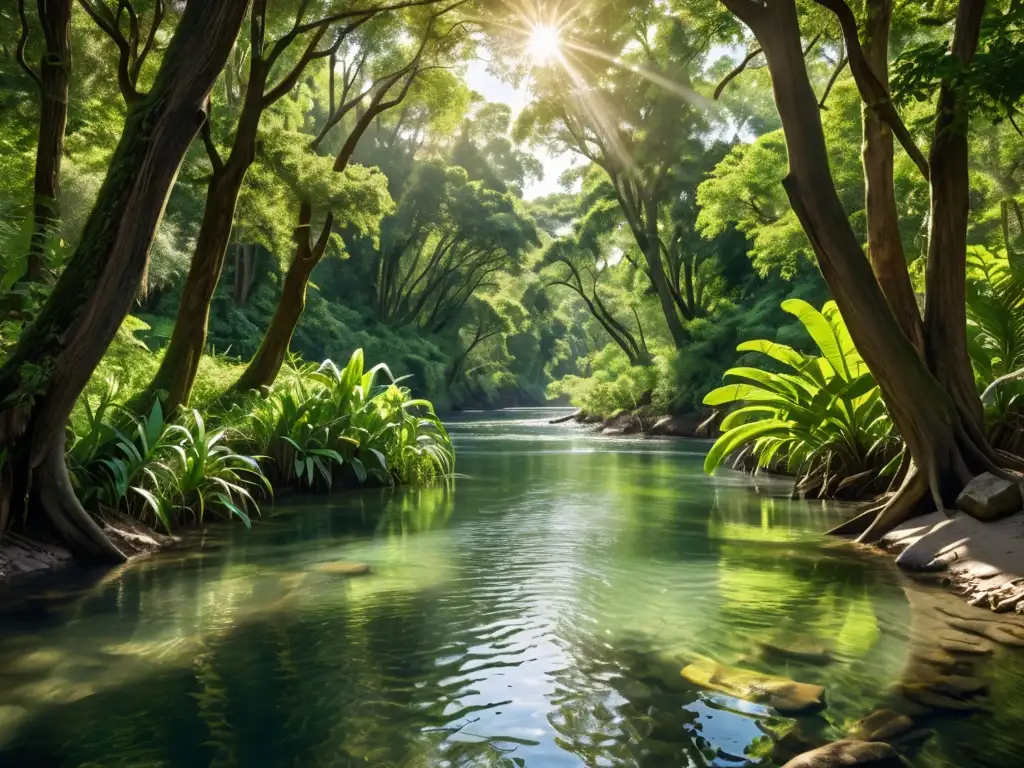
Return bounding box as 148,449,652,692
0,0,250,559
721,0,998,542
922,0,988,435
232,202,334,393
24,0,72,282
642,195,688,349
861,0,925,354
137,47,270,415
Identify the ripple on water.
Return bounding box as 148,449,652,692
0,411,1021,766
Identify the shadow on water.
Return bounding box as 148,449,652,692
0,409,1022,766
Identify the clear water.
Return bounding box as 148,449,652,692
0,408,1020,767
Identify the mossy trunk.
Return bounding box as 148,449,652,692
723,0,1000,542
0,0,250,559
138,62,268,415
25,0,72,282
231,202,333,393
643,196,688,350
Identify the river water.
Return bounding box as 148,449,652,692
0,408,1022,767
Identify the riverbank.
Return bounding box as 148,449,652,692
0,511,173,586
551,407,719,437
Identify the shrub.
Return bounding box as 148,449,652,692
702,299,899,498
231,349,454,489
68,389,268,531
547,344,662,416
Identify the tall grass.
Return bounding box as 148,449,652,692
68,385,268,531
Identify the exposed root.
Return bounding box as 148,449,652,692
996,449,1024,473
35,441,126,563
857,468,929,544
955,421,1019,484
827,504,886,537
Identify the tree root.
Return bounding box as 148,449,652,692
857,467,930,544
35,441,126,563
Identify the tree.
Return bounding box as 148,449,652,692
517,2,715,349
136,0,437,415
369,161,539,331
450,101,543,195
715,0,1022,540
0,0,250,560
540,195,653,366
232,3,475,392
16,0,73,283
230,132,393,393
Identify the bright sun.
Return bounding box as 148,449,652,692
526,24,561,64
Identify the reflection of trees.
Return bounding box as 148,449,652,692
0,431,924,767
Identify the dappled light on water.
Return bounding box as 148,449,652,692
0,410,1019,766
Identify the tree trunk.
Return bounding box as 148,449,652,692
24,0,72,282
723,0,998,542
0,0,250,560
137,61,267,415
922,0,988,435
643,196,688,349
861,0,925,354
232,202,334,393
234,244,257,306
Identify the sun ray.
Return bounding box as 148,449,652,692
560,39,714,110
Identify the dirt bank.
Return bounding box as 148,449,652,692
1,511,173,588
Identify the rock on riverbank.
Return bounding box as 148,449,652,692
548,408,719,438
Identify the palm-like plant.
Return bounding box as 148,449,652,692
965,242,1024,452
703,299,898,498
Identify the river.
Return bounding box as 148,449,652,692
1,408,1023,766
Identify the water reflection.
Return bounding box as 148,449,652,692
0,409,1013,766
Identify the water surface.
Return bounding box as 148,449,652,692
0,409,1020,766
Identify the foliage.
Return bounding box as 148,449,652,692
548,344,663,416
966,244,1024,419
230,349,454,489
68,386,268,531
703,300,899,499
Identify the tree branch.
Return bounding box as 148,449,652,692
16,0,43,90
78,0,140,102
200,100,224,176
811,0,930,179
129,0,163,84
713,46,762,100
819,55,848,108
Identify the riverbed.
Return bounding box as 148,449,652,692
0,408,1022,766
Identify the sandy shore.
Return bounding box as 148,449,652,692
880,510,1024,613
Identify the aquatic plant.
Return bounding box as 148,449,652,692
702,299,898,499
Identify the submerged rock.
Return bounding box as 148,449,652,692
845,710,913,743
782,740,908,768
762,722,828,765
758,640,834,666
680,657,826,715
955,473,1023,522
310,562,372,576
